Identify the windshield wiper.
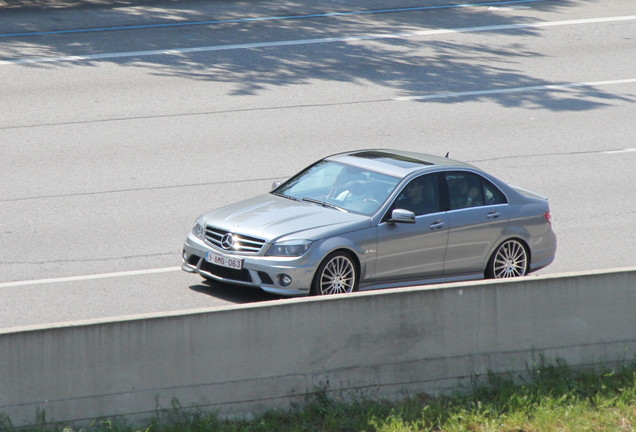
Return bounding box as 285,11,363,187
272,192,300,202
301,197,348,212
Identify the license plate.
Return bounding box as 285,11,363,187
206,252,243,270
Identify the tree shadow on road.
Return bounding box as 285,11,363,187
2,0,630,111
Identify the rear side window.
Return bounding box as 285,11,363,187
445,172,507,210
483,180,506,205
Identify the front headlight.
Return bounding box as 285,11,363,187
192,220,205,240
265,240,312,257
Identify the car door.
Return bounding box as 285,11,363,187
443,171,510,275
374,173,449,281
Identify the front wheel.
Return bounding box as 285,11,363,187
311,252,358,295
486,239,528,279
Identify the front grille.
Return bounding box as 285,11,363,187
204,226,266,254
200,261,252,283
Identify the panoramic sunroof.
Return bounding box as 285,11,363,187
350,151,434,169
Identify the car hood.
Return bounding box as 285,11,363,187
199,194,371,241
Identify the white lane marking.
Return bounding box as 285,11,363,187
0,267,181,288
603,148,636,154
488,5,531,9
1,15,635,66
394,78,636,101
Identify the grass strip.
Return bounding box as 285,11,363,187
3,359,636,432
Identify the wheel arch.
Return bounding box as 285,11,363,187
485,221,533,266
330,247,361,275
313,235,367,277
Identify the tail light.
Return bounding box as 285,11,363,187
545,211,552,225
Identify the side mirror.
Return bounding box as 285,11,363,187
389,208,416,224
271,181,282,191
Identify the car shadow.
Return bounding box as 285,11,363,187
189,279,287,304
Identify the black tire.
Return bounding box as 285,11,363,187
310,251,358,295
486,239,528,279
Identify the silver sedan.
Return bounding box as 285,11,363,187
182,150,557,296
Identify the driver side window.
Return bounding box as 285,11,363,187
394,174,441,216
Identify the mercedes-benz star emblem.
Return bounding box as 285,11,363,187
221,233,235,250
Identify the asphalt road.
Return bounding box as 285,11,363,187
1,0,635,329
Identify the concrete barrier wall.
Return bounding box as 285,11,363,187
2,268,636,427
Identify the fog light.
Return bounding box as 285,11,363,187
182,250,187,260
280,274,292,287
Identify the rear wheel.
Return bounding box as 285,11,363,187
487,239,528,279
311,252,358,295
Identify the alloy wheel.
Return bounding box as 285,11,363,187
317,254,357,295
491,239,528,278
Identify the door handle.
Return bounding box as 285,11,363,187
486,211,500,219
430,220,444,229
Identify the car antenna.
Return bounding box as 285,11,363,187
445,152,450,158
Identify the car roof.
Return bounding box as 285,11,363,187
325,149,477,178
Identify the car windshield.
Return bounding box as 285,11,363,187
273,161,401,215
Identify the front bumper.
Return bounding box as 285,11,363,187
181,234,317,296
